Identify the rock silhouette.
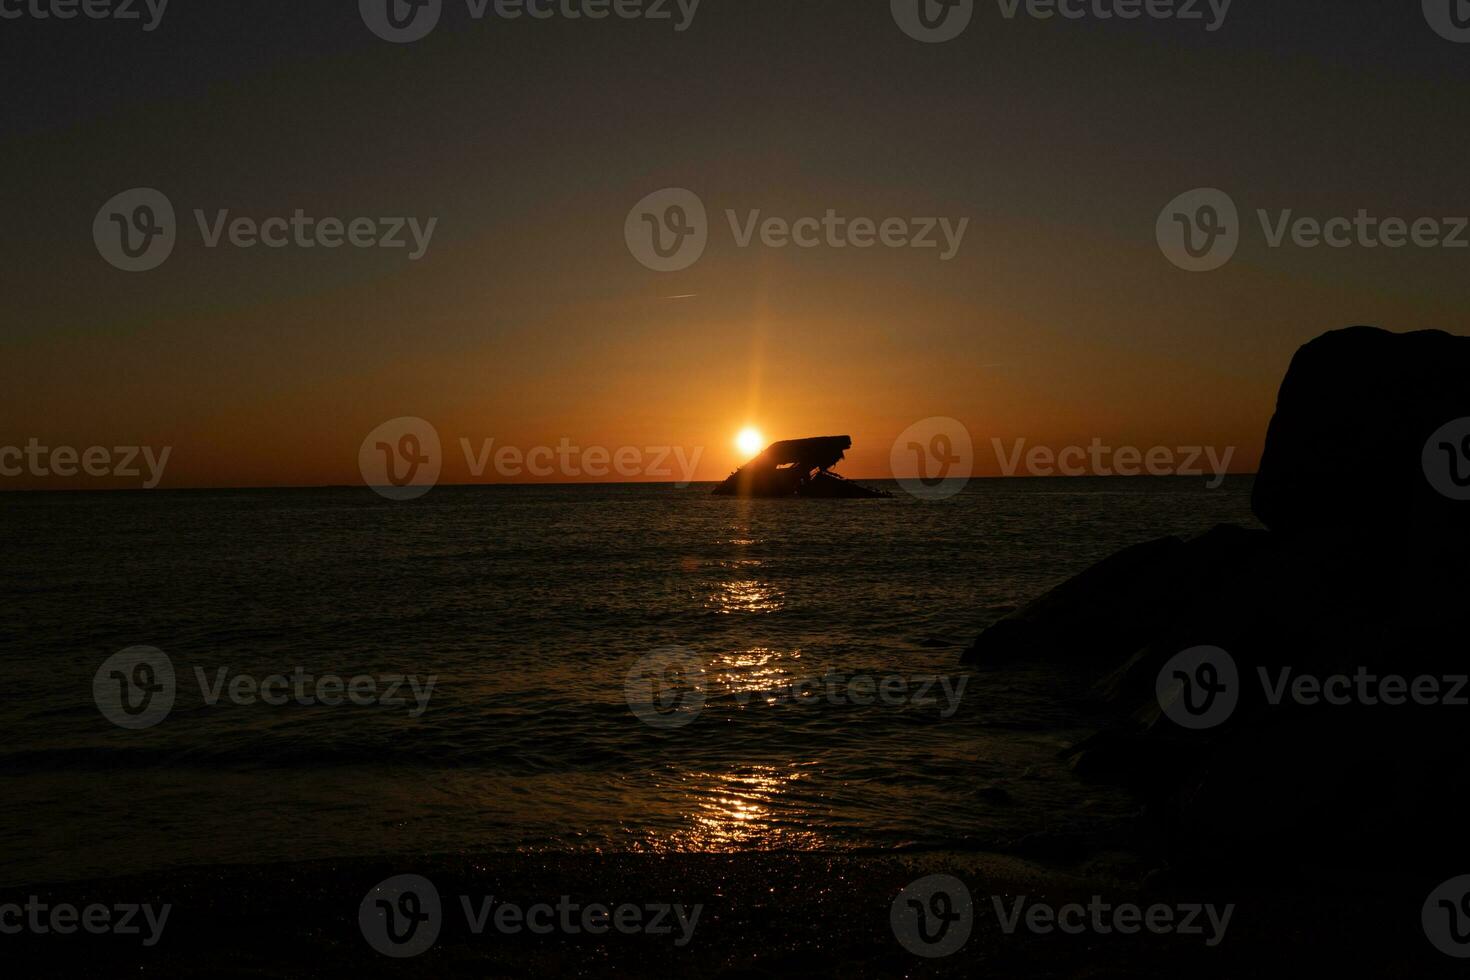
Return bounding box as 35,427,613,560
1253,325,1470,548
965,326,1470,874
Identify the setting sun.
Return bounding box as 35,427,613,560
735,427,765,458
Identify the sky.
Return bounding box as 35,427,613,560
4,0,1470,488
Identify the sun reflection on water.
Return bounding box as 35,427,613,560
706,570,785,614
657,764,827,851
702,647,798,705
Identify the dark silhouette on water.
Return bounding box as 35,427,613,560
713,435,889,498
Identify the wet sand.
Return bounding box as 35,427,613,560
1,851,1459,977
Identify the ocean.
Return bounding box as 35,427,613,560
0,478,1257,886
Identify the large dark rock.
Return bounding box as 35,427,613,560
1251,326,1470,544
966,326,1470,875
961,525,1271,668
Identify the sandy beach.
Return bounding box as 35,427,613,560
2,850,1461,977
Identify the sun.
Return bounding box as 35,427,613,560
735,427,765,457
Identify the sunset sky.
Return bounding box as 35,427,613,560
5,2,1470,488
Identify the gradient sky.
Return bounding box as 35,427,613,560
5,1,1470,488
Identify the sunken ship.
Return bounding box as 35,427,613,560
712,435,889,499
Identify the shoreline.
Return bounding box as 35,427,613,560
1,849,1458,977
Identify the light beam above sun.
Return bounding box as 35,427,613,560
735,427,765,458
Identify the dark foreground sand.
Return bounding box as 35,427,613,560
0,851,1458,977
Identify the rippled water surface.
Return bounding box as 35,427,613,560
0,479,1257,885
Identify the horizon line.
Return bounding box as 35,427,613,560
0,473,1261,495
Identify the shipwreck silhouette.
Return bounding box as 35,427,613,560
712,435,889,498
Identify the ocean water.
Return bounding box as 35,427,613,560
0,478,1257,886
